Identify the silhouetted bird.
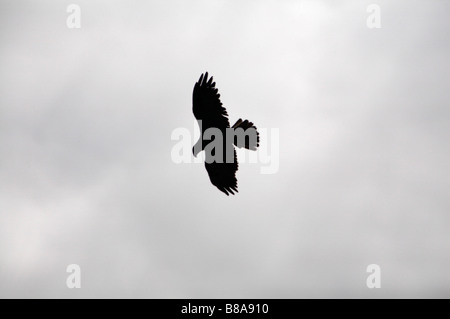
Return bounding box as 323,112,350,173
192,72,259,195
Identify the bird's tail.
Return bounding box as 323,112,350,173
232,118,260,151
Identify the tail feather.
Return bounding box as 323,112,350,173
232,119,243,129
232,118,259,150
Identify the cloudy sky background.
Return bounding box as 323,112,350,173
0,0,449,298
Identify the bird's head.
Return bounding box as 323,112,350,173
192,139,202,157
192,146,200,157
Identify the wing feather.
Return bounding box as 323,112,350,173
193,72,230,130
205,149,238,196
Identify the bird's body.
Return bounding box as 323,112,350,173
192,72,259,195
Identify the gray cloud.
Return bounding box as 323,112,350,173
0,0,449,298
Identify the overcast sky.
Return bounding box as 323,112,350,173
0,0,449,298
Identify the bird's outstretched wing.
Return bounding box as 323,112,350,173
205,148,238,196
193,72,230,130
192,72,238,195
